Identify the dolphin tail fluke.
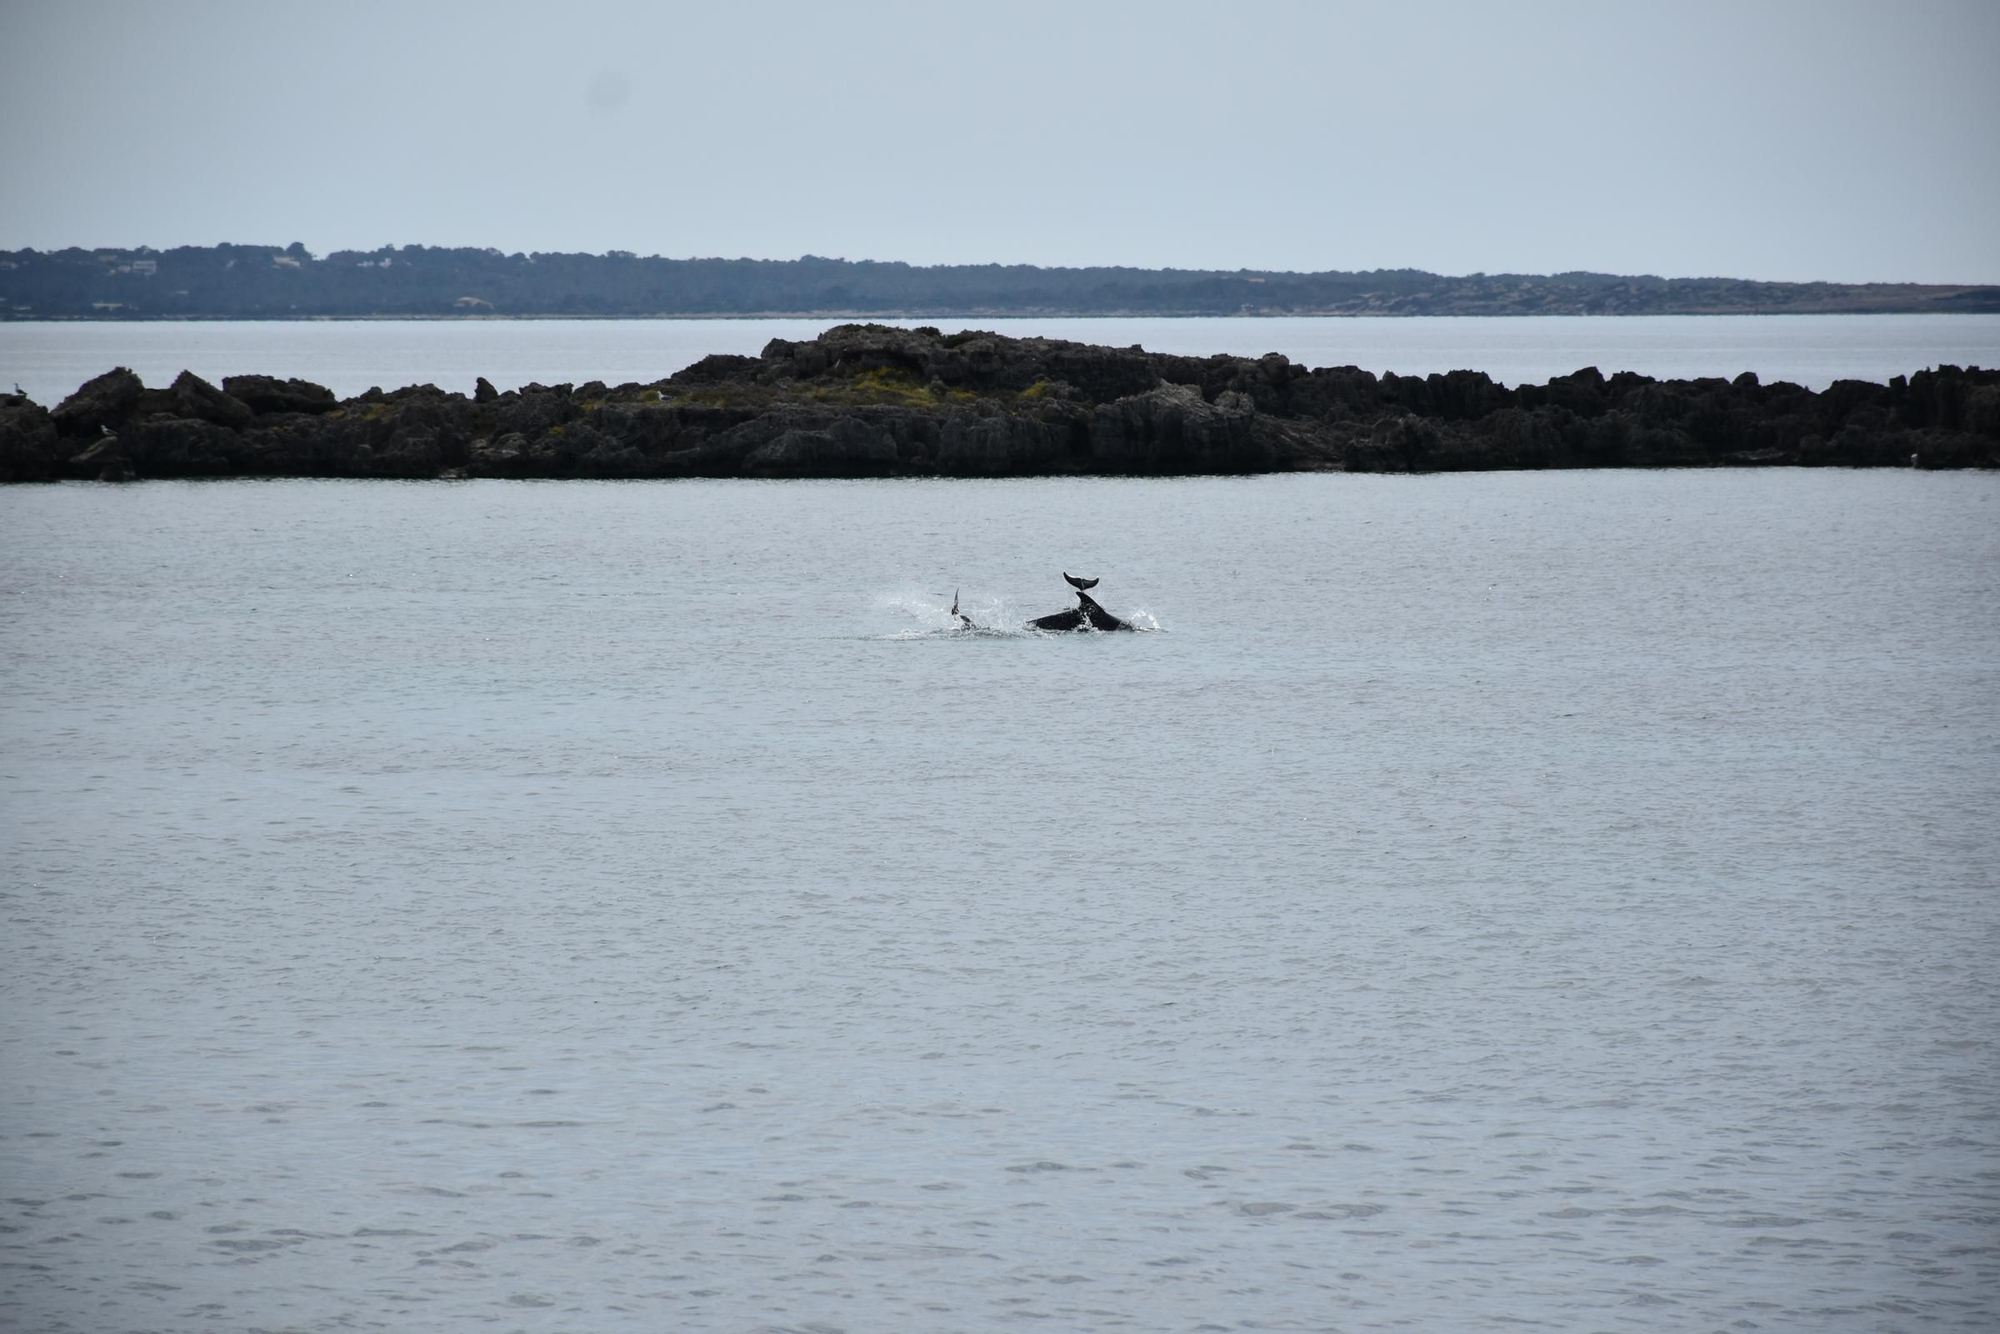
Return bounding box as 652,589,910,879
1063,571,1100,590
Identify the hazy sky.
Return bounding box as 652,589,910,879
4,0,1996,282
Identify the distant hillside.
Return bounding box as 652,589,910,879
4,244,1997,319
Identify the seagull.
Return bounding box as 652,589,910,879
1063,572,1099,590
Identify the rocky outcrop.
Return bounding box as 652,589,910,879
0,392,62,482
50,367,146,437
221,374,340,416
170,371,253,430
3,325,1995,482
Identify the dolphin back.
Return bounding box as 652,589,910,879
1031,589,1128,632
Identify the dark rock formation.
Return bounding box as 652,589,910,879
220,374,338,416
64,436,136,482
170,370,253,430
3,325,1995,483
0,394,61,482
52,367,145,437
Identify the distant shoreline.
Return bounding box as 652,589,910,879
7,244,1996,321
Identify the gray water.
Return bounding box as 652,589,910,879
3,472,1998,1333
4,313,2000,406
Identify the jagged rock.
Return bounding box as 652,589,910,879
1344,413,1447,472
672,355,761,385
937,402,1061,475
361,388,473,467
468,431,531,476
1380,368,1511,422
0,399,62,481
496,388,577,439
1519,366,1612,419
1967,383,2000,437
167,370,253,430
121,416,240,475
221,374,338,415
588,400,681,455
52,367,145,436
1470,407,1566,469
474,376,499,404
1087,381,1266,473
65,437,130,479
762,337,829,377
384,382,445,402
741,416,899,476
577,435,650,478
1627,423,1708,467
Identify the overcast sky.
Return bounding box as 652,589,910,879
4,0,1996,282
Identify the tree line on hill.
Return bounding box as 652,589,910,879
3,244,1997,319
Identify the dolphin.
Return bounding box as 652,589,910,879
950,588,975,629
1030,588,1129,632
1063,572,1099,590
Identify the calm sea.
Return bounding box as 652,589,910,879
3,470,1996,1333
4,313,2000,404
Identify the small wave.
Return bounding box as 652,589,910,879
877,624,1037,641
875,587,1165,637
